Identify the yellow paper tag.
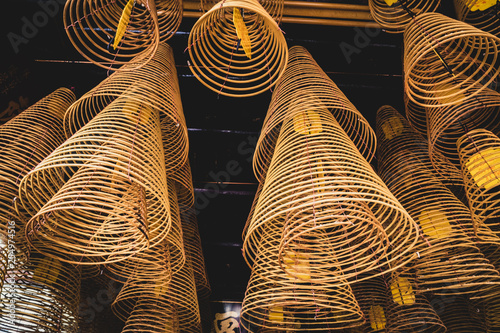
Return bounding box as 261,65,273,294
469,0,497,11
283,251,311,281
466,148,500,190
390,277,416,305
155,281,168,296
269,306,284,322
33,257,61,286
381,116,403,140
418,209,453,239
369,305,386,330
113,0,134,50
293,110,322,135
121,99,153,125
384,0,398,6
233,8,252,59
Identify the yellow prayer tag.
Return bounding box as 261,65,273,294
418,209,453,239
113,0,134,50
293,110,323,135
466,148,500,190
384,0,398,6
155,281,168,296
121,99,153,125
381,116,403,140
33,257,61,286
233,8,252,59
268,306,284,322
368,305,386,330
469,0,497,11
283,251,311,281
390,276,416,305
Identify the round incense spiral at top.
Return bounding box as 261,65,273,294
404,12,500,110
63,0,182,71
368,0,441,33
187,0,288,97
454,0,500,38
200,0,284,22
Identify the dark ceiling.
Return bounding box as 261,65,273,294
1,0,457,331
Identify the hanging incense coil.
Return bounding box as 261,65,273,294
244,107,419,283
377,107,500,297
457,129,500,242
63,44,188,174
171,160,195,209
377,105,464,188
120,296,180,333
434,295,487,332
253,46,376,181
187,0,288,97
404,12,500,110
427,85,500,178
19,95,171,266
454,0,500,38
0,251,81,333
241,222,364,332
63,0,181,71
350,275,389,332
200,0,283,22
368,0,440,33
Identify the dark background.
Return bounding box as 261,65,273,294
0,0,456,331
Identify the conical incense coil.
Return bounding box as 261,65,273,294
457,129,500,242
63,44,188,174
241,222,364,332
187,0,288,97
350,275,389,332
368,0,440,33
377,105,463,188
244,107,419,282
253,46,376,182
427,85,500,177
200,0,283,22
434,295,487,332
454,0,500,38
377,109,500,296
385,273,446,332
171,160,195,209
0,252,81,332
19,96,171,265
63,0,181,71
404,12,500,109
120,295,180,333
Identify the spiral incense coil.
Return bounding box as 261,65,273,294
377,105,464,187
63,44,188,174
404,12,500,110
427,85,500,178
244,107,419,283
454,0,500,38
187,0,288,97
242,180,263,240
368,0,440,33
0,253,81,332
350,275,389,332
457,129,500,242
253,46,376,181
434,295,487,332
385,273,446,332
19,95,171,266
200,0,283,22
63,0,181,71
241,221,364,332
121,296,180,333
377,109,500,297
171,160,195,209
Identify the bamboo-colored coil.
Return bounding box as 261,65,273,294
435,295,487,332
350,275,389,332
457,129,500,243
121,296,180,332
368,0,440,33
454,0,500,38
63,44,188,174
241,222,364,332
377,106,500,297
377,105,464,187
187,0,288,97
200,0,283,22
384,273,446,332
427,85,500,179
171,159,195,209
19,95,171,265
404,12,500,110
253,46,376,181
244,107,419,282
63,0,182,71
0,253,81,332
